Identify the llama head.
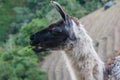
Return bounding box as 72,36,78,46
30,1,79,52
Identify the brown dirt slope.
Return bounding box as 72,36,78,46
41,1,120,80
80,0,120,62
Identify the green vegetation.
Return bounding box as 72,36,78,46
0,18,49,80
0,47,47,80
0,0,107,80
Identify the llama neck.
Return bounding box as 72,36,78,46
66,23,103,63
63,23,104,80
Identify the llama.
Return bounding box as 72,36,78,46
30,1,105,80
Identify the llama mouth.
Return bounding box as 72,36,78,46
32,46,48,53
30,41,65,52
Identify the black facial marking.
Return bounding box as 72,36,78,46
30,19,76,52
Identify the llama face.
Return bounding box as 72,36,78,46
30,1,77,52
30,19,77,52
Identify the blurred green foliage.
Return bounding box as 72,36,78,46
0,17,49,80
0,0,108,80
0,47,47,80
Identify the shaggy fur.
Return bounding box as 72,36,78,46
63,20,105,80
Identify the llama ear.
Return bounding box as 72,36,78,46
51,1,68,21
